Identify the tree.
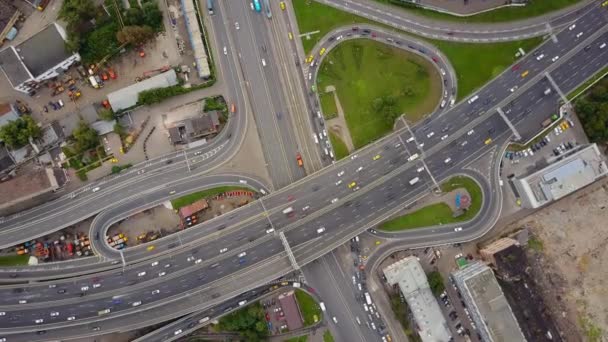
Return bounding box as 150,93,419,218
58,0,96,26
142,3,164,31
72,121,99,153
427,271,445,296
116,25,154,46
80,22,120,62
0,115,42,148
98,108,115,121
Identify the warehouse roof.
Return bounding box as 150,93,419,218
107,69,178,112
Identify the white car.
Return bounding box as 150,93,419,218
444,157,452,164
137,271,146,277
266,228,275,234
80,286,89,292
551,55,559,62
302,205,310,211
454,227,463,232
317,227,326,234
335,180,343,186
195,258,202,264
261,58,266,67
151,261,159,267
441,134,448,141
250,2,254,10
0,312,5,316
220,248,228,253
350,154,358,160
440,68,446,76
467,129,474,135
158,272,166,277
535,54,544,61
509,86,518,93
356,166,363,172
35,319,44,324
93,283,101,288
132,301,142,307
322,129,327,137
600,42,607,49
152,289,160,295
238,252,247,258
331,198,338,204
406,136,415,143
576,32,583,39
50,312,59,317
418,142,425,148
337,171,345,177
417,167,424,173
223,46,227,55
174,329,183,336
234,22,240,30
527,148,534,156
313,134,319,144
426,131,435,138
67,316,76,321
568,24,576,31
187,256,195,262
332,316,338,324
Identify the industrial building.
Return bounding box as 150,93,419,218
107,69,178,112
451,262,526,342
0,23,81,94
181,0,211,78
0,167,68,215
383,257,451,342
512,143,608,208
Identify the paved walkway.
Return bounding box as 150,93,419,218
324,86,355,153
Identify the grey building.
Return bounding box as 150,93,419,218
0,0,21,43
383,257,451,342
168,111,220,145
0,23,81,94
512,143,608,208
451,262,526,342
107,69,178,112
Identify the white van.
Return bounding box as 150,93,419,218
406,136,415,143
319,302,326,312
409,177,420,185
92,187,101,192
467,95,479,104
407,153,419,162
282,207,294,215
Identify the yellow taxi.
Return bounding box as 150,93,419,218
348,181,357,189
288,32,293,40
319,47,326,56
603,0,608,7
373,154,381,160
280,1,286,10
484,138,493,145
306,55,314,63
521,70,529,78
147,245,155,251
560,121,569,130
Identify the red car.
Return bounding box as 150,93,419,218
265,313,270,321
432,56,439,63
101,72,109,81
371,32,377,38
108,68,117,79
296,153,303,167
511,63,521,71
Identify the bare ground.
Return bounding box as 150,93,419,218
500,178,608,341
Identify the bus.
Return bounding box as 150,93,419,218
253,0,261,12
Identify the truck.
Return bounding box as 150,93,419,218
88,76,100,88
364,292,372,305
282,207,294,215
207,0,213,14
409,177,420,185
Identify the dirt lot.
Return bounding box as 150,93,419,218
500,177,608,341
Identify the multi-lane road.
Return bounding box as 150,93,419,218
1,1,607,341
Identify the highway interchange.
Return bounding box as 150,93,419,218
0,0,607,341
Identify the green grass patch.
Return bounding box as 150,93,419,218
317,39,439,147
294,289,322,327
380,176,482,231
285,336,308,342
0,255,29,266
328,131,349,160
527,236,544,252
293,0,543,101
376,0,582,23
579,313,603,342
319,92,338,119
567,65,608,101
170,186,252,209
323,330,335,342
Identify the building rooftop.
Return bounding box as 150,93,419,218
0,102,19,128
90,120,116,136
168,112,220,144
0,1,20,36
278,291,304,331
0,46,29,87
383,257,451,342
0,144,15,173
178,199,208,218
513,143,608,208
0,168,60,209
17,23,71,77
452,262,526,342
107,69,178,112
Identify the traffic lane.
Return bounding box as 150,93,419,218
303,257,375,342
0,116,490,314
324,0,596,40
0,256,295,340
248,9,309,181
227,0,294,188
0,237,287,330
